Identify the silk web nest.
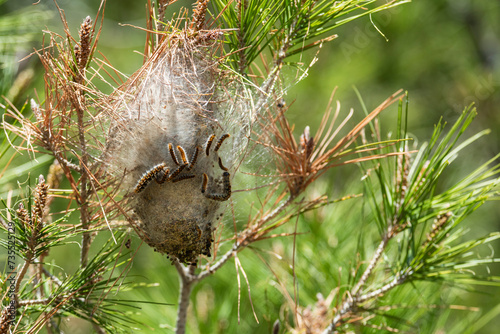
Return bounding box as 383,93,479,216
104,34,252,264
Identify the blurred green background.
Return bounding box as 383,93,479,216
1,0,499,333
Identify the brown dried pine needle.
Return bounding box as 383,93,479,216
257,89,405,196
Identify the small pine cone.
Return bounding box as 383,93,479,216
424,212,452,247
192,0,209,31
32,175,49,222
0,307,12,334
428,212,452,240
16,203,32,229
77,16,92,71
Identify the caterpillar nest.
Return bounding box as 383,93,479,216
105,34,251,264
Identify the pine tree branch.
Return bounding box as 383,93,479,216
323,269,412,333
351,232,390,297
174,261,196,334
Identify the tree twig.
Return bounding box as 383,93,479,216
174,261,196,334
322,223,405,333
197,195,296,280
351,232,390,297
323,269,412,334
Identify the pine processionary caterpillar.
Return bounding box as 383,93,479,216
205,134,215,156
156,167,171,184
177,145,188,164
135,135,232,200
218,156,228,171
201,173,208,193
134,163,167,193
187,146,200,170
203,172,231,201
172,174,196,183
214,134,230,152
169,143,180,165
167,163,187,181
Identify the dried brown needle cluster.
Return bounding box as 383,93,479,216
256,90,405,197
4,7,124,269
